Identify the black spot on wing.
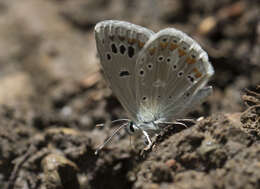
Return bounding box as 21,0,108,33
119,70,130,77
111,43,117,54
120,45,126,54
128,46,134,58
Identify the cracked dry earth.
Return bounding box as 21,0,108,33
0,0,260,189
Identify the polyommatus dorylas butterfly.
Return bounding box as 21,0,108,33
94,20,214,154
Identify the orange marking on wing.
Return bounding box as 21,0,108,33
149,47,156,56
138,41,145,48
193,68,202,78
186,57,196,64
128,38,136,44
178,49,187,57
169,43,178,51
195,72,202,78
159,42,168,50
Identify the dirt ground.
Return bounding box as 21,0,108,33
0,0,260,189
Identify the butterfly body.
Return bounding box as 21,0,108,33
94,20,214,151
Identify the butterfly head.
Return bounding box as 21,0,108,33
125,120,160,136
125,121,140,135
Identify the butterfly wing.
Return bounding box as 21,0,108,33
95,20,154,121
135,28,214,122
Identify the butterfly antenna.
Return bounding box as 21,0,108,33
176,118,196,124
96,118,131,127
95,122,130,155
172,121,188,129
159,121,189,129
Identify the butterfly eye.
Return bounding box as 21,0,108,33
129,123,135,133
126,122,136,135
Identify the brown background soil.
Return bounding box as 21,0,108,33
0,0,259,189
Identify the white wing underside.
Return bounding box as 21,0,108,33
95,21,214,124
135,28,214,122
95,20,154,121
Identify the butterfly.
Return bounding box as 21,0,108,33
94,20,214,154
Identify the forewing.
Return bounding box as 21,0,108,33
135,28,214,121
95,20,154,121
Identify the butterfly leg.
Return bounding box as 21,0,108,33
142,130,153,150
176,118,196,124
172,121,188,128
